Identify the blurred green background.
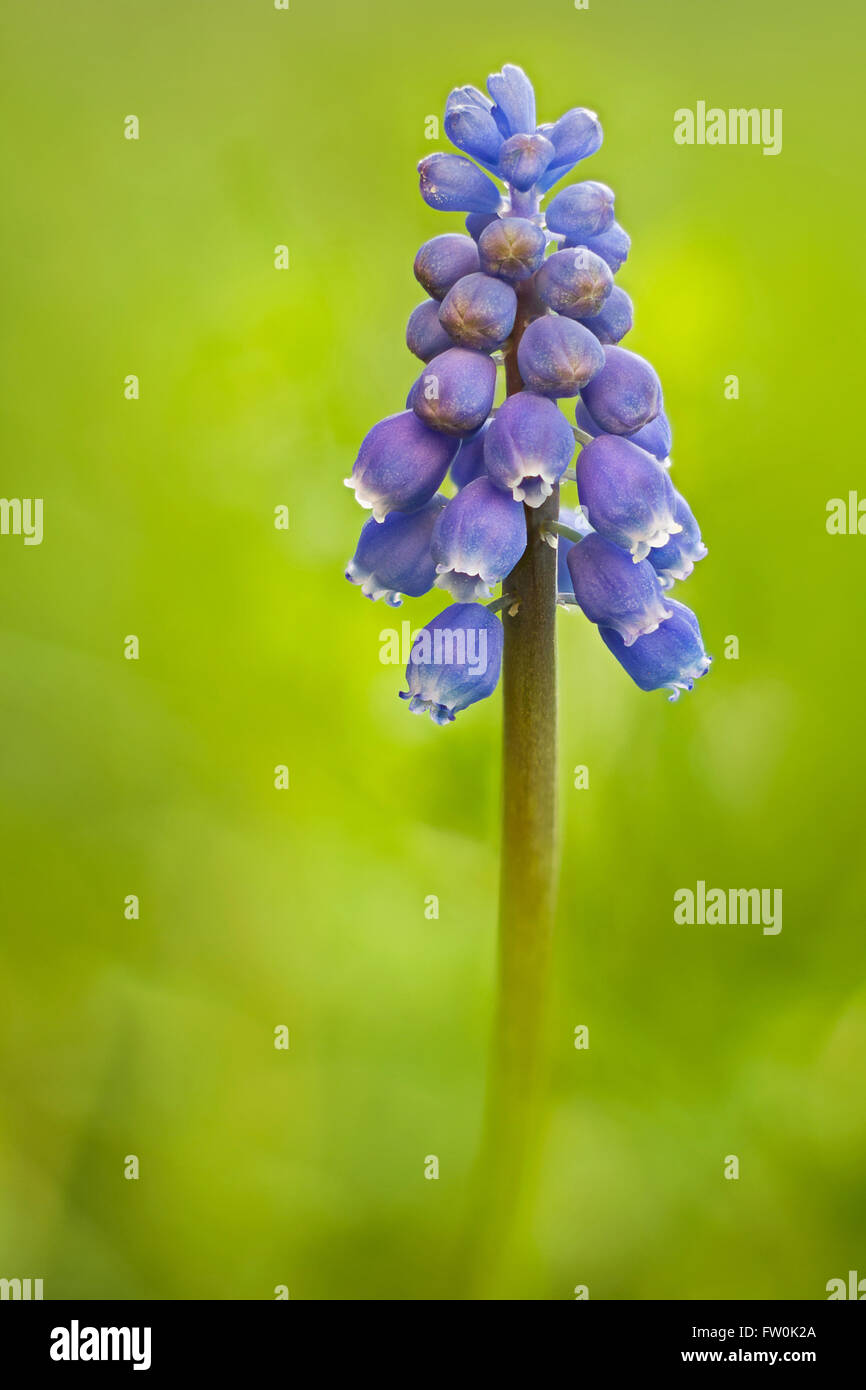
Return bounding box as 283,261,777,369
1,0,864,1300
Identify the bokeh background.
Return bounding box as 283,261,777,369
1,0,864,1300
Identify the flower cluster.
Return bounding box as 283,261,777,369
345,64,710,719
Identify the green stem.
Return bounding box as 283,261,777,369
466,281,561,1292
486,592,518,614
545,520,586,544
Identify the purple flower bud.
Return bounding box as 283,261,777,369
565,221,630,273
556,504,594,597
578,285,634,345
600,599,711,699
546,181,615,240
465,211,499,242
536,108,603,192
431,476,527,600
580,345,662,435
498,132,554,191
535,247,614,319
516,315,605,398
576,434,681,560
418,153,502,215
444,91,504,170
438,271,517,351
486,64,536,138
484,390,575,507
576,398,672,463
347,411,459,522
447,84,494,114
345,494,447,606
414,233,480,301
400,602,503,724
409,347,497,437
478,216,546,282
566,532,672,645
450,421,490,488
647,490,708,588
406,299,456,362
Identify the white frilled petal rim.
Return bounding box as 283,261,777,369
665,653,713,701
399,691,456,725
653,539,708,587
630,520,684,562
344,475,390,523
510,472,557,507
433,566,494,602
620,601,674,648
345,560,403,607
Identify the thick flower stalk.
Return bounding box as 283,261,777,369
343,63,712,1275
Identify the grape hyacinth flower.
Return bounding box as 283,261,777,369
345,495,446,605
444,90,506,173
484,390,576,507
566,532,673,645
414,233,480,299
478,216,546,282
417,152,501,214
535,247,614,320
600,599,711,700
400,602,504,725
438,271,517,350
432,476,527,600
343,63,713,1258
487,63,536,137
498,132,555,191
516,315,604,398
409,346,497,436
545,180,616,239
575,433,680,559
346,410,458,521
580,344,663,435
